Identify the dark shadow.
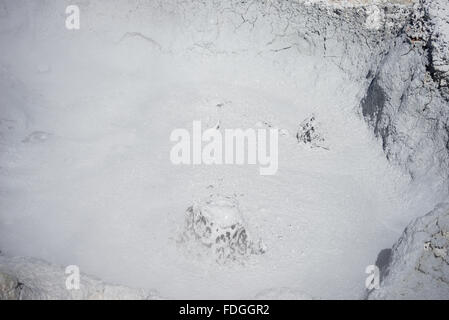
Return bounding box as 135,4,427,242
375,248,393,282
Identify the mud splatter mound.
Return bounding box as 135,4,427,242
180,195,265,263
296,115,329,150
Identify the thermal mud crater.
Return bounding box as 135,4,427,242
0,0,448,300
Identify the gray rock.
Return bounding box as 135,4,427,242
368,203,449,299
0,272,23,300
0,256,163,300
359,0,449,186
